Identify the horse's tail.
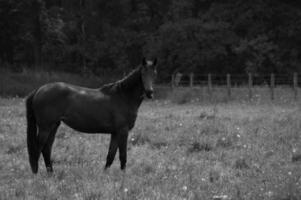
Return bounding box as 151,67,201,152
26,90,39,174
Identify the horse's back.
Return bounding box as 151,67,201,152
34,82,100,102
31,82,116,132
32,82,85,126
34,82,74,107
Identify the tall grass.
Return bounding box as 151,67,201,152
0,99,301,199
1,69,299,105
0,68,114,97
163,86,299,105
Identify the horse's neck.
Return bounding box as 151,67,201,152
101,67,141,93
118,68,142,89
117,67,144,105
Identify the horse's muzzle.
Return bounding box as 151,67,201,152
145,90,154,99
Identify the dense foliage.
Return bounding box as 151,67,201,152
1,0,301,81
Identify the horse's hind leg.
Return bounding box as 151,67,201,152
34,127,51,172
42,122,60,173
35,123,58,173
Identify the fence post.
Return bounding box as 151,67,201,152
271,73,275,100
208,73,212,97
227,74,231,98
293,72,298,100
248,73,253,100
189,73,194,87
171,74,174,89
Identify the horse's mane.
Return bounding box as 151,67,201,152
100,66,142,93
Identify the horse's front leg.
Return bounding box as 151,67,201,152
104,133,118,170
118,129,129,171
117,129,129,191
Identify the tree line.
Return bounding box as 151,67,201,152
0,0,301,82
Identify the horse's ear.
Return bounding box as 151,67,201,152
142,57,147,66
153,58,157,66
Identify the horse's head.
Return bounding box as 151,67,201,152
141,57,157,99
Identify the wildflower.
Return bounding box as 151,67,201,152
170,165,177,170
213,195,228,200
182,185,187,191
124,188,128,193
266,191,273,197
74,193,81,199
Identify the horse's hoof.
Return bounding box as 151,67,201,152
46,167,54,176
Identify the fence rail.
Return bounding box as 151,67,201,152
169,73,300,100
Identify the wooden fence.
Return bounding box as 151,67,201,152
170,73,300,100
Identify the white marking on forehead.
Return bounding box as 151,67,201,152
146,60,153,65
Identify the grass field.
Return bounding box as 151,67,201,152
0,97,301,200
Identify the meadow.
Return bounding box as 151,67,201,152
0,92,301,200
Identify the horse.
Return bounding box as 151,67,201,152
26,58,157,174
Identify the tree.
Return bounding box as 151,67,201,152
1,0,301,79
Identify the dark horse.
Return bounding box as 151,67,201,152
26,58,157,174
